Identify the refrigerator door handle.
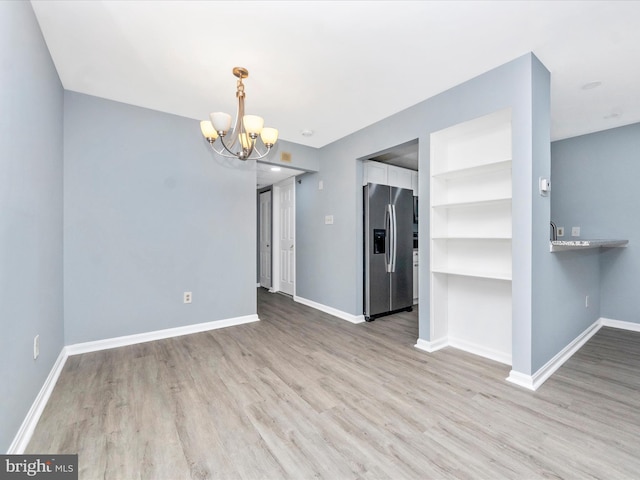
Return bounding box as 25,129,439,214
391,204,397,272
385,204,392,273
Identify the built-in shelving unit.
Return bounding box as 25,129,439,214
430,108,513,365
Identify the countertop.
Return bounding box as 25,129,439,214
550,239,629,252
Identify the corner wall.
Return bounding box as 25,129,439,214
552,122,640,324
63,92,257,344
0,1,64,452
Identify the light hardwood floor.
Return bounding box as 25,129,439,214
27,288,640,479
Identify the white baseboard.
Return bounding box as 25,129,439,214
414,336,511,365
600,317,640,332
414,337,447,353
66,314,260,356
8,349,69,454
504,370,535,390
448,336,512,366
507,319,602,391
293,296,365,324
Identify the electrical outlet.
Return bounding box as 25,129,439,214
34,334,40,360
325,215,334,225
184,292,192,304
557,226,565,237
571,226,581,237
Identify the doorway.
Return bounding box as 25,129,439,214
362,139,420,317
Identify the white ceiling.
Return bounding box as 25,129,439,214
30,0,640,152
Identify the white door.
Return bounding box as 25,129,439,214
259,191,272,289
273,178,295,296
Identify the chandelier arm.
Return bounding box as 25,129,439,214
208,138,271,160
208,141,246,159
246,144,273,160
215,136,257,160
217,135,243,157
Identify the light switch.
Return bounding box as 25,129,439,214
319,180,324,190
325,215,334,225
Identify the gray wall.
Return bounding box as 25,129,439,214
296,54,558,376
552,122,639,324
0,1,64,452
64,92,257,344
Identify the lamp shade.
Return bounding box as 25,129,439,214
200,120,218,140
260,127,279,146
243,115,264,136
210,112,232,133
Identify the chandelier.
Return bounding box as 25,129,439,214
200,67,278,161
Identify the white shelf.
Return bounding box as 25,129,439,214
432,268,512,281
432,159,512,180
432,197,511,209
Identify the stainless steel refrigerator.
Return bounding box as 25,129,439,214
364,183,414,321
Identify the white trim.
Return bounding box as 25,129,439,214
414,336,511,365
414,337,448,353
600,317,640,332
506,319,602,391
8,349,69,454
448,336,512,366
504,370,535,390
66,314,260,356
271,183,281,294
294,295,365,324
